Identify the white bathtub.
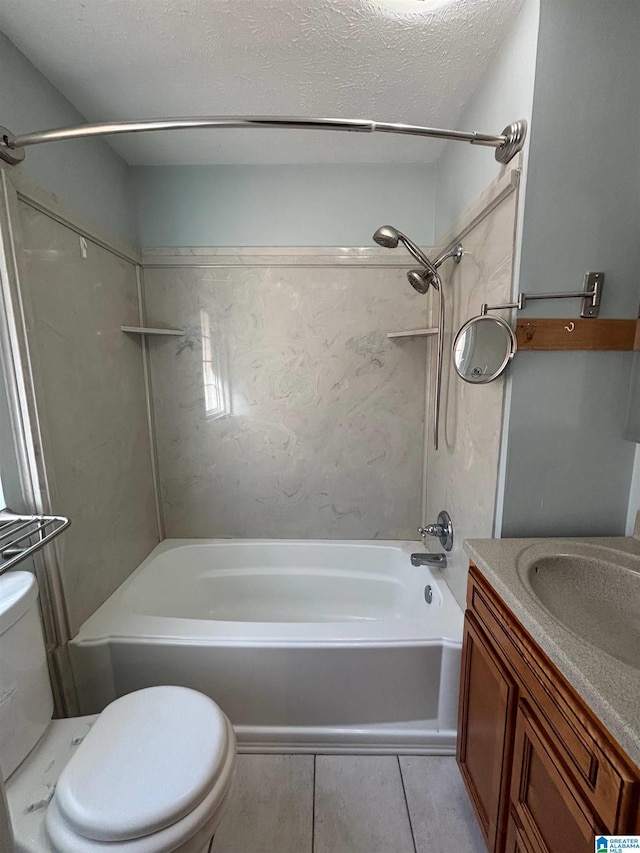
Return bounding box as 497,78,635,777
69,539,464,753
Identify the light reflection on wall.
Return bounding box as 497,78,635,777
200,309,231,419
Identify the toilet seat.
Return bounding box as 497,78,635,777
44,686,236,853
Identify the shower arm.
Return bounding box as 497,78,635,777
0,116,527,165
433,245,464,269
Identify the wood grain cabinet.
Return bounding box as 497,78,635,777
457,565,640,853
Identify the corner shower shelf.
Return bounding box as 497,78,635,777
121,326,185,336
0,509,70,575
387,327,438,339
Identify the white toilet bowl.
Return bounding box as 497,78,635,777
43,686,236,853
7,686,236,853
1,572,236,853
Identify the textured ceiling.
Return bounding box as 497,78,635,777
0,0,521,165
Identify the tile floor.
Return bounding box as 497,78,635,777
211,754,485,853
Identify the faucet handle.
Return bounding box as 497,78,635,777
417,511,454,552
419,524,444,537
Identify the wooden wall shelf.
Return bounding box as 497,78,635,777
515,318,637,351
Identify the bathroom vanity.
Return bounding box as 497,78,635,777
458,538,640,853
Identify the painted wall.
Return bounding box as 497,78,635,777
142,248,428,539
501,0,640,536
132,164,435,247
0,32,136,247
435,0,540,241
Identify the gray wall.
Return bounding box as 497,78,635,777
0,387,8,507
132,164,435,247
0,33,150,640
0,780,13,853
435,0,540,240
142,249,427,539
0,31,136,247
0,355,20,511
17,202,158,634
427,174,519,608
501,0,640,536
627,444,640,534
0,32,140,537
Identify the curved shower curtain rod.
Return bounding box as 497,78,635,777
0,116,527,166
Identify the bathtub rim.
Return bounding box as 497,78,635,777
69,539,464,753
71,538,464,648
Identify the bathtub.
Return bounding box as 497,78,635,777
69,539,464,753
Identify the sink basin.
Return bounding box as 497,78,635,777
517,545,640,669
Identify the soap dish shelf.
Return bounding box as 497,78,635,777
387,327,438,339
121,326,185,336
0,509,70,575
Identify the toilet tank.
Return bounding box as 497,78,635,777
0,571,54,781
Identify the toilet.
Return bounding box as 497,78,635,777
0,571,236,853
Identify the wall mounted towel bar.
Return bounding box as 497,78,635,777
0,509,70,575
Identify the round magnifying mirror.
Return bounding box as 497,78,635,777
452,314,516,383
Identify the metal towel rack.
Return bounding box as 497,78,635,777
0,509,70,576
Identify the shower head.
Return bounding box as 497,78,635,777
407,268,438,294
372,225,401,249
372,225,438,276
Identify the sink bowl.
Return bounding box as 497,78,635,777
517,545,640,670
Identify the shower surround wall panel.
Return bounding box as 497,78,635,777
17,201,159,635
425,173,518,609
142,249,427,539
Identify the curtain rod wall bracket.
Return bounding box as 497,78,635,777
0,127,25,164
494,120,527,164
0,116,527,166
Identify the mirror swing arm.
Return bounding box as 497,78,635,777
453,273,605,384
480,272,604,319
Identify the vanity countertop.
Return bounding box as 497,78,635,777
464,534,640,770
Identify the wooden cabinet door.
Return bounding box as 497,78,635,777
510,701,604,853
457,613,517,853
505,811,540,853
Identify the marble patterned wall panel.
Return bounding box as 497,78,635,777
143,258,428,539
425,188,517,608
18,201,159,635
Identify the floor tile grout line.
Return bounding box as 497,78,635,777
311,753,316,853
397,755,418,853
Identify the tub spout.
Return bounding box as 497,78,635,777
411,552,447,568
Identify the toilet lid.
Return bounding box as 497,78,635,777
53,686,231,843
